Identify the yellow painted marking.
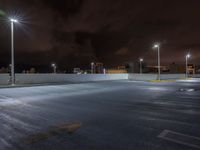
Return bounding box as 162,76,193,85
149,80,176,83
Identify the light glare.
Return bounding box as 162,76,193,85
154,44,159,48
10,18,18,23
186,54,191,58
51,63,56,67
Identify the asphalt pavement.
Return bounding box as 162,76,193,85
0,79,200,150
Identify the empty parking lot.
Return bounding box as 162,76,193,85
0,79,200,150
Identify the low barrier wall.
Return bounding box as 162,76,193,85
128,73,185,81
0,73,187,85
160,74,185,80
191,74,200,78
0,74,128,85
0,74,10,85
128,74,157,81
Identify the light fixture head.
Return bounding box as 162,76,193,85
154,44,159,48
140,58,143,62
10,18,18,23
51,63,56,67
186,54,191,58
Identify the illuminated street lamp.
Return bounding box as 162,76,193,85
153,44,161,80
103,68,106,74
139,58,143,74
185,53,191,78
51,63,57,73
10,18,18,85
91,62,95,74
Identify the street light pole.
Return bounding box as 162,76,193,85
10,19,18,85
91,62,94,74
139,58,143,74
185,54,190,78
154,44,161,80
54,66,56,73
51,63,57,73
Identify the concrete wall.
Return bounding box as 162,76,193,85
0,73,187,85
128,74,157,81
191,74,200,78
128,73,185,81
0,74,10,85
0,74,128,85
160,74,185,80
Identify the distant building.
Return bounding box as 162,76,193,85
195,65,200,74
124,61,148,73
29,68,36,73
0,67,9,73
169,63,195,74
95,62,104,73
188,64,195,75
90,62,104,74
146,65,169,73
73,68,81,74
107,66,127,74
169,63,184,73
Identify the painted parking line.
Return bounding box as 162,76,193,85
158,130,200,149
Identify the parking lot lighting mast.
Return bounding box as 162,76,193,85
51,63,57,73
139,58,143,74
153,44,161,80
91,62,94,74
10,18,18,85
185,53,191,78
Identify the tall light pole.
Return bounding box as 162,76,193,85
10,18,18,85
91,62,94,74
153,44,161,80
185,53,191,78
51,63,57,73
139,58,143,74
103,68,106,74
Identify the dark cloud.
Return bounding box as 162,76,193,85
0,0,200,71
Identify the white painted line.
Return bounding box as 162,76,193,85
158,130,169,138
187,89,195,92
158,130,200,149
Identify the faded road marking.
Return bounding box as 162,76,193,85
158,129,200,149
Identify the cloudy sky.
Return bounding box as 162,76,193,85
0,0,200,71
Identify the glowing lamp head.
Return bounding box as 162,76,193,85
51,63,56,67
140,58,143,62
186,54,191,58
154,44,159,48
10,18,18,23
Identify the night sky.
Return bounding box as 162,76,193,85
0,0,200,71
